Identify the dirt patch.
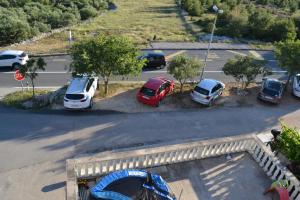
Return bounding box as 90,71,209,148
50,82,300,112
93,82,300,113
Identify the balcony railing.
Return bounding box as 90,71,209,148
66,134,300,200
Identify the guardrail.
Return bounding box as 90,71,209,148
66,134,300,200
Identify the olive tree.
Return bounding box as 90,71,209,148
168,55,203,93
222,55,268,89
70,34,145,94
275,39,300,89
19,57,46,97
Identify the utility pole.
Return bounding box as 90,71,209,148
199,5,223,81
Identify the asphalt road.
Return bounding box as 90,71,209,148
0,49,285,88
0,104,300,199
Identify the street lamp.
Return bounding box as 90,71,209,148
199,5,223,81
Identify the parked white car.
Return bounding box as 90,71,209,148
0,50,29,70
292,74,300,97
64,76,98,109
190,79,225,106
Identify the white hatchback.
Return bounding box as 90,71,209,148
64,76,98,109
190,79,225,106
0,50,29,70
292,74,300,97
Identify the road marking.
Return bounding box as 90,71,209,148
2,71,69,74
226,50,247,57
52,59,67,62
165,50,186,60
143,70,287,73
207,52,220,59
13,86,60,89
249,50,264,60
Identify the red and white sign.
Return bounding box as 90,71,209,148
14,70,25,81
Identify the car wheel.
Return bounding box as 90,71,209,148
208,100,213,107
156,100,161,107
89,99,93,109
12,63,21,71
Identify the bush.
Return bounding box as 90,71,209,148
275,125,300,164
0,0,110,45
270,19,297,41
181,0,203,17
0,15,32,45
80,6,98,20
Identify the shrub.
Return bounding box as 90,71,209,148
80,6,98,20
275,125,300,164
270,19,297,41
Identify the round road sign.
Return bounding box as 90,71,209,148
14,70,25,81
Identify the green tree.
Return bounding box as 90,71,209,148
223,55,268,89
270,19,297,41
19,58,46,97
275,40,300,88
168,55,203,93
70,34,145,94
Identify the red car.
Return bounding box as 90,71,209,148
137,77,174,107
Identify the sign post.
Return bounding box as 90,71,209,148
14,70,25,91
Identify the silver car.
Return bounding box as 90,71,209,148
292,74,300,98
190,79,225,106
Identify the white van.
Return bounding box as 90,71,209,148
64,76,98,109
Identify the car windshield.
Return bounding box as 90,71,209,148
266,81,281,91
19,52,27,57
140,87,155,97
262,88,279,96
65,94,85,100
296,75,300,85
194,86,209,96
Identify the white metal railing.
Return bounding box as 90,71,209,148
66,134,300,200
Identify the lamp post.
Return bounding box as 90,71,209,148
199,5,223,81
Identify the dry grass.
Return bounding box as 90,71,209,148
10,0,194,54
94,83,144,99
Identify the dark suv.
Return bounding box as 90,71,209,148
139,52,166,69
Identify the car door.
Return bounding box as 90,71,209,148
0,55,5,67
158,84,166,100
86,78,96,97
4,55,16,66
211,85,218,100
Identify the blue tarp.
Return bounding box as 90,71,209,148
90,169,176,200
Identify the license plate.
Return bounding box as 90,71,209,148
265,96,273,100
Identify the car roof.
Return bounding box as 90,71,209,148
144,77,168,90
197,79,219,90
0,50,24,55
66,77,89,94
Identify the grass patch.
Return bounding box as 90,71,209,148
1,90,50,109
95,83,144,98
13,0,194,54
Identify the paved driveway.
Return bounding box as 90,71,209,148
0,104,300,199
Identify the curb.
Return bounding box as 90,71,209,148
30,53,69,57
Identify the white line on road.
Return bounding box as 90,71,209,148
1,71,70,74
52,59,67,62
249,50,264,60
226,50,247,57
1,70,287,75
143,70,287,73
13,86,60,89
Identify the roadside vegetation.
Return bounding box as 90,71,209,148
0,0,110,46
168,55,203,93
2,90,50,109
8,0,193,54
70,34,145,95
222,55,269,91
182,0,300,42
